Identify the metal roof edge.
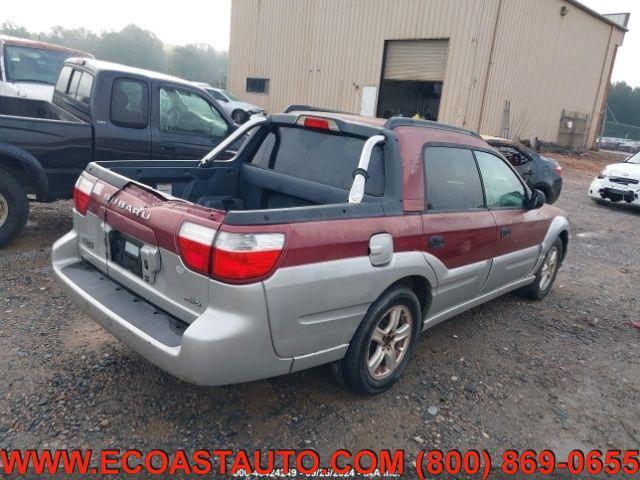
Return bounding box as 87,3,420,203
565,0,629,32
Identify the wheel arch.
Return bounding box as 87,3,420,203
0,143,48,200
381,274,433,320
558,229,569,263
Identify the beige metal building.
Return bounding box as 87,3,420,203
228,0,627,148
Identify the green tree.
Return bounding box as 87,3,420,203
168,44,228,86
0,22,228,87
603,82,640,140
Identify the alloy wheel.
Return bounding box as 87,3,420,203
367,305,414,380
0,193,8,228
539,246,559,291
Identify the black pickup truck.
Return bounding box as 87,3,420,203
0,58,234,246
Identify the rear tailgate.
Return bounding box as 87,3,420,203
75,166,225,323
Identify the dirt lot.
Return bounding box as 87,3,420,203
1,151,639,476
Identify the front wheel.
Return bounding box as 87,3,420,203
337,286,421,394
0,168,29,248
519,238,563,300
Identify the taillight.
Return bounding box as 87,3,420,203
212,231,285,281
554,163,563,175
177,223,285,282
177,222,217,275
73,173,97,215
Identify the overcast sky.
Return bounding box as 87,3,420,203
1,0,638,86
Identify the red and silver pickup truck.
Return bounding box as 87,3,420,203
52,111,569,394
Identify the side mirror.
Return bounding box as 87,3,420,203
527,189,546,210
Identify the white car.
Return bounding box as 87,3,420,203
589,151,640,206
0,35,93,101
193,83,265,124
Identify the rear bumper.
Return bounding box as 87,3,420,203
549,177,563,204
588,179,640,206
52,231,292,386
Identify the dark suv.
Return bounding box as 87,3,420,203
483,136,563,204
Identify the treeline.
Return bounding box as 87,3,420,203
604,82,640,140
0,22,228,87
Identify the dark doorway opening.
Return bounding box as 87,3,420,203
377,80,442,120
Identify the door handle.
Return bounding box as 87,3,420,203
160,144,176,152
428,235,445,249
500,227,512,238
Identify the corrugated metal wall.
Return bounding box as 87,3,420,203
228,0,624,145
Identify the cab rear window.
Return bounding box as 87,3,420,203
251,127,385,196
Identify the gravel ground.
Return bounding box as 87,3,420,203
1,151,639,477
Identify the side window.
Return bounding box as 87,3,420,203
67,69,82,97
424,147,485,212
246,78,269,94
111,79,149,129
55,66,73,94
159,87,228,139
498,146,530,167
475,151,526,209
75,72,94,105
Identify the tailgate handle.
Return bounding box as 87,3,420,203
140,245,161,284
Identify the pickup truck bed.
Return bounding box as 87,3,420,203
0,57,235,247
53,111,570,394
0,96,84,122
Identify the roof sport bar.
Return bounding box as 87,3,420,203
348,135,386,204
200,116,268,166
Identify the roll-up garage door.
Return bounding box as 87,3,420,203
383,40,449,82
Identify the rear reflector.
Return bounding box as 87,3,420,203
177,222,217,275
73,173,97,215
212,231,285,281
296,115,340,132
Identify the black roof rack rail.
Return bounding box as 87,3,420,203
284,104,353,115
384,117,482,139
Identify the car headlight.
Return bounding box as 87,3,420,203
597,170,608,179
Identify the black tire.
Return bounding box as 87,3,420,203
0,168,29,248
337,286,421,395
232,109,249,124
518,238,563,300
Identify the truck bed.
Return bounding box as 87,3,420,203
0,95,84,123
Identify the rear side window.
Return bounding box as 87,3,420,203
497,146,530,166
67,69,82,97
111,79,149,129
251,127,385,196
424,147,485,211
55,66,73,94
75,72,93,105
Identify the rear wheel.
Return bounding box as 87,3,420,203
232,109,249,124
336,286,421,394
519,238,563,300
0,168,29,247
